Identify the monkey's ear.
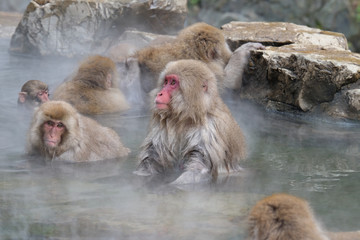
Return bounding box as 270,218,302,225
202,83,208,92
209,48,217,60
18,92,27,103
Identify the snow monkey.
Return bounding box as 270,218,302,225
134,60,247,184
27,101,130,162
117,22,264,104
247,193,360,240
18,80,49,108
53,55,129,115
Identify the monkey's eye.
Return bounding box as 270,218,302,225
46,120,55,127
37,90,48,97
164,79,168,85
170,79,176,85
56,122,64,128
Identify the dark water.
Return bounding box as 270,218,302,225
0,38,359,239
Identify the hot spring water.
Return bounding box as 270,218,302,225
0,38,359,239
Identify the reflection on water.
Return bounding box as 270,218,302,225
0,38,359,239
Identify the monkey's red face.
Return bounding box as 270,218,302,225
42,120,66,148
37,90,49,103
155,74,179,110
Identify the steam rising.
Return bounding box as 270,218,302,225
0,37,359,239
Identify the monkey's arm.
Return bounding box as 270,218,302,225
224,42,265,89
171,149,212,185
134,143,164,176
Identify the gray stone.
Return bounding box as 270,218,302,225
9,0,186,57
187,0,360,52
223,22,360,120
346,89,360,111
222,21,348,51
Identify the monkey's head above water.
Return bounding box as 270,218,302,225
154,60,219,123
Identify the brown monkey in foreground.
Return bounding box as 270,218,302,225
53,55,129,115
117,22,264,103
27,101,130,162
247,193,360,240
18,80,49,108
134,60,247,184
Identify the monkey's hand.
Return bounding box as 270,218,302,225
225,42,265,89
171,156,212,185
235,42,265,54
133,154,166,177
231,42,265,66
170,169,211,185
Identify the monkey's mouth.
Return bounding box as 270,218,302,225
155,102,168,110
44,139,59,148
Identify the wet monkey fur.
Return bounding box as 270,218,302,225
247,193,360,240
53,55,129,115
18,80,49,108
27,101,129,162
134,60,247,184
117,22,264,104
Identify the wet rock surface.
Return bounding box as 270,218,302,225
9,0,186,57
222,21,349,50
222,22,360,121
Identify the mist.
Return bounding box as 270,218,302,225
0,30,360,240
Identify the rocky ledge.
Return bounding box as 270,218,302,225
9,0,186,57
223,22,360,121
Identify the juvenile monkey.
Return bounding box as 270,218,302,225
53,55,129,115
18,80,49,108
247,193,360,240
134,60,247,184
27,101,130,162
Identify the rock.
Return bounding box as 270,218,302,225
346,89,360,111
106,29,175,62
187,0,360,53
222,22,360,121
222,21,348,51
116,30,176,48
9,0,186,57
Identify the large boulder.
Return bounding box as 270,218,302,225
187,0,360,53
222,22,360,121
9,0,187,57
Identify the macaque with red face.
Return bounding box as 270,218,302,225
134,59,247,184
18,80,49,108
53,55,129,115
116,23,264,105
27,101,130,162
247,193,360,240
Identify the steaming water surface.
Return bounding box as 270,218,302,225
0,38,359,239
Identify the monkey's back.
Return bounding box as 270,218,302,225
248,193,328,240
135,42,186,76
78,116,130,161
56,115,129,162
53,81,129,115
212,101,247,169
